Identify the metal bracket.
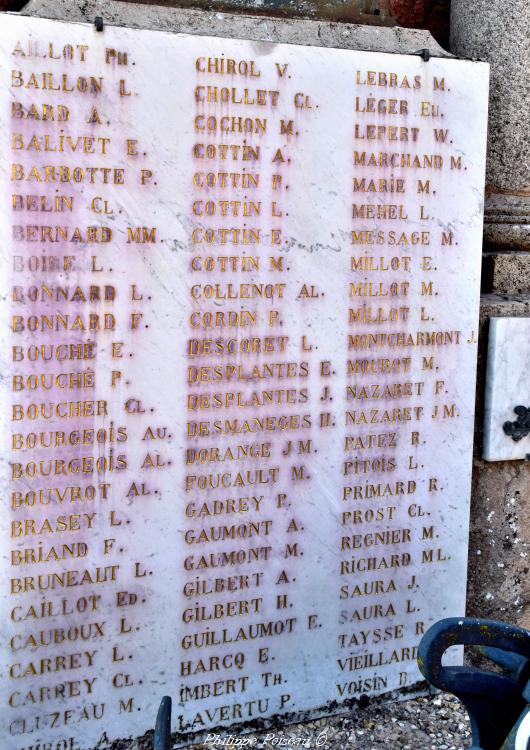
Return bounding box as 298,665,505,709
95,16,104,32
503,406,530,442
419,48,431,62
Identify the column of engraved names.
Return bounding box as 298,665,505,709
180,52,315,730
105,40,165,724
338,67,464,697
5,36,152,743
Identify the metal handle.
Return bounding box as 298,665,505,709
154,696,172,750
418,618,530,750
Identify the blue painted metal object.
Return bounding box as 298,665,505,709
418,617,530,750
154,695,172,750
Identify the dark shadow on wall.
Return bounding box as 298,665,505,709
0,0,29,9
390,0,450,47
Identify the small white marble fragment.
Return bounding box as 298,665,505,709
483,317,530,461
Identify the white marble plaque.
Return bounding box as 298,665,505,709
0,12,489,750
483,317,530,461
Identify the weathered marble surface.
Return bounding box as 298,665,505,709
483,318,530,461
0,12,488,750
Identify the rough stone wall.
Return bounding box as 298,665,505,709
18,0,449,57
468,296,530,628
3,0,451,44
0,0,25,9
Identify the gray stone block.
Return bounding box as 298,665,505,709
20,0,448,56
483,252,530,294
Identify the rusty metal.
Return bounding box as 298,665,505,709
503,406,530,442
